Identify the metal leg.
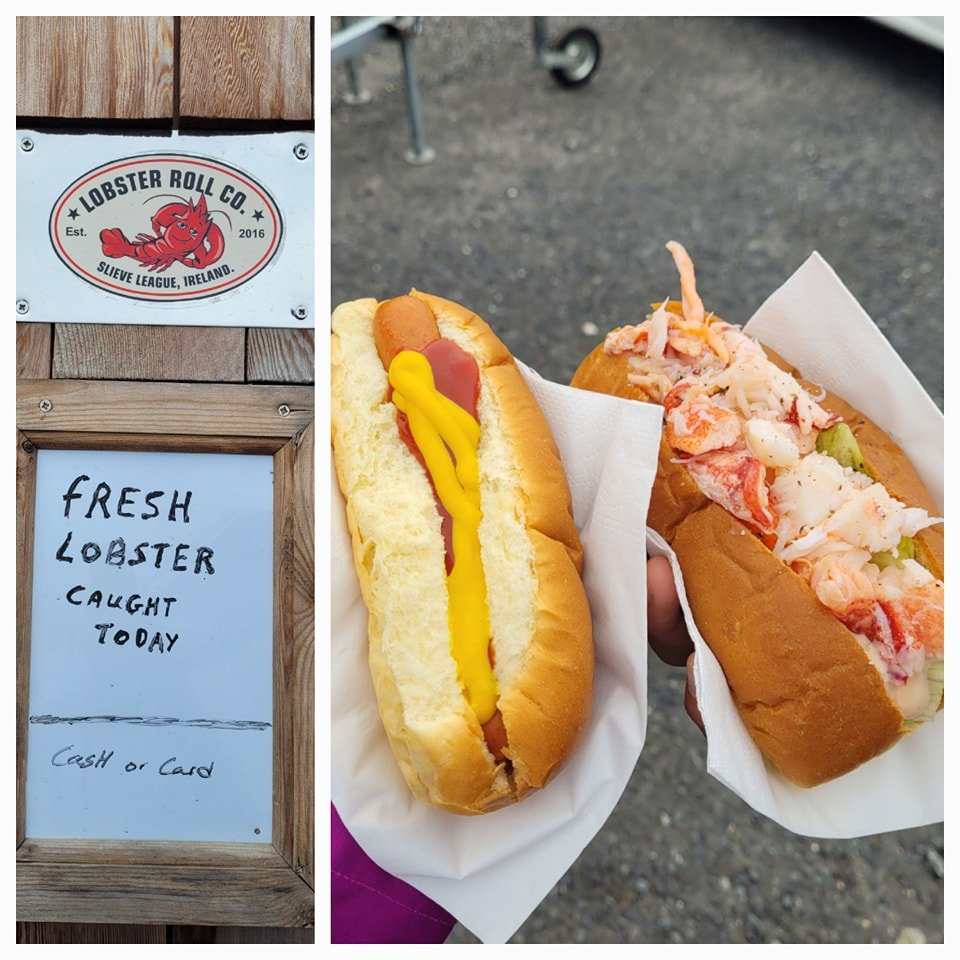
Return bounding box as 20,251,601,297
343,57,371,105
398,30,435,166
339,16,371,105
533,17,549,67
331,16,437,163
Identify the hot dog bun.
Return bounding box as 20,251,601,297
332,292,593,814
572,292,943,788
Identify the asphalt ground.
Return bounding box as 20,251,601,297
331,16,943,944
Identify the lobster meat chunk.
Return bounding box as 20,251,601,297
684,447,776,534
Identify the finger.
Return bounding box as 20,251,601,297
647,555,693,667
684,652,706,736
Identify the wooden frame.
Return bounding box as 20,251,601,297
16,379,314,927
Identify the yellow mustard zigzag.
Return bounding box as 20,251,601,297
389,349,497,724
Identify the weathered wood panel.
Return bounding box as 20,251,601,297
53,324,245,382
170,925,314,943
16,17,174,119
17,862,313,926
17,324,52,379
271,427,315,888
17,380,313,439
19,839,284,868
16,434,37,849
16,923,165,944
179,17,312,121
247,329,315,384
23,432,283,456
218,926,315,944
291,424,315,888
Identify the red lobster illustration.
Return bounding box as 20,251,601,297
100,195,225,272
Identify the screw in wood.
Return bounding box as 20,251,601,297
277,404,292,417
293,143,309,160
20,137,34,152
16,299,29,315
38,399,53,412
291,305,308,320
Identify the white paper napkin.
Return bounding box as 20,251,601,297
651,252,944,838
332,359,664,942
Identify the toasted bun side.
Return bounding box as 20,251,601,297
333,294,593,813
570,335,940,785
412,291,594,796
671,502,903,787
571,344,651,404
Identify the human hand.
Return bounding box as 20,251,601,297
646,555,703,734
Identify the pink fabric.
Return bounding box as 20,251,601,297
331,805,456,943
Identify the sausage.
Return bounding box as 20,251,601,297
374,295,440,369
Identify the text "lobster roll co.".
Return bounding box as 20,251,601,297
74,168,249,213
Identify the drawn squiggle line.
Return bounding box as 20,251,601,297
29,714,270,731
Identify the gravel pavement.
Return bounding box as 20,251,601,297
331,16,943,945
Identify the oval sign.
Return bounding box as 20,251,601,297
49,153,283,302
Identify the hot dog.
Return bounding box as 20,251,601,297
332,292,593,814
572,243,943,787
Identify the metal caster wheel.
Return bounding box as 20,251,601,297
549,27,601,88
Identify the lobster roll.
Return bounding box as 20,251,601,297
572,242,944,788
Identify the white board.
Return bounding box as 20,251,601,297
26,449,274,842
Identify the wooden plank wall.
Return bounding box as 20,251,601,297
179,17,312,121
16,16,175,120
15,15,314,945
